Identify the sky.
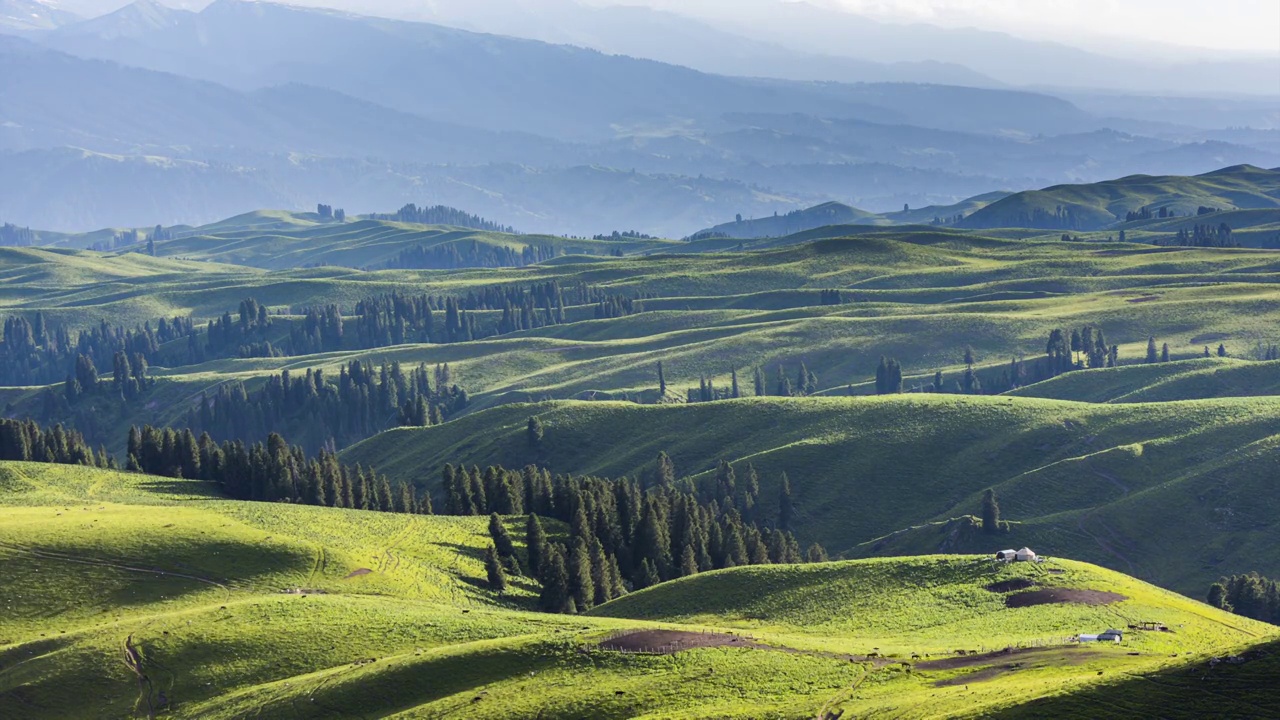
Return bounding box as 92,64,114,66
55,0,1280,55
816,0,1280,55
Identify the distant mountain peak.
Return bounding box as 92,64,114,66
0,0,81,31
57,0,190,38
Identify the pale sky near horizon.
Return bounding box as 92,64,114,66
59,0,1280,55
819,0,1280,54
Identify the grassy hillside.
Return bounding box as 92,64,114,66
992,636,1280,719
152,213,670,270
3,461,1274,719
961,165,1280,231
1008,357,1280,403
693,201,887,239
593,556,1268,655
344,395,1280,597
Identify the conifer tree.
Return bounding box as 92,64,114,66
1208,582,1230,611
753,366,765,397
606,554,626,598
657,361,667,397
1146,337,1158,364
731,369,741,399
527,416,544,449
538,545,570,613
806,543,829,563
982,488,1001,534
636,500,672,578
722,521,747,567
1161,343,1170,362
568,537,595,611
655,451,676,487
680,544,699,577
589,537,611,605
485,544,508,594
526,513,548,577
489,513,518,562
778,472,794,531
635,558,661,590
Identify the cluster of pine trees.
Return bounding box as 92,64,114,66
1125,206,1180,222
285,284,652,352
1,314,191,387
681,363,819,404
63,350,154,404
875,356,904,394
1144,337,1173,364
1159,223,1236,248
0,223,36,246
996,205,1086,231
819,289,844,306
316,204,346,222
1208,573,1280,624
1040,326,1120,378
375,204,515,233
0,418,112,468
201,298,284,360
182,361,467,454
593,296,643,320
593,230,655,240
451,457,822,614
386,241,560,270
127,426,427,513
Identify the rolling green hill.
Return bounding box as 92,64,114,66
1008,357,1280,403
2,461,1274,719
692,201,888,240
4,227,1278,463
344,394,1280,597
2,204,1279,719
961,165,1280,231
151,214,671,270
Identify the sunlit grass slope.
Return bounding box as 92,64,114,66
592,556,1269,654
1008,357,1280,403
154,215,671,270
591,555,1275,718
2,462,1275,719
346,394,1280,596
962,165,1280,231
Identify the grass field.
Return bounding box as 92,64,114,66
961,165,1280,232
2,462,1275,719
344,394,1280,597
4,179,1280,717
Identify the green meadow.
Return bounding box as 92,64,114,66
3,175,1280,717
1,462,1274,719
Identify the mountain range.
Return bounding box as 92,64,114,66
0,0,1275,234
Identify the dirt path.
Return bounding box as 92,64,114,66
307,544,327,587
0,541,231,600
1072,461,1140,575
123,635,157,720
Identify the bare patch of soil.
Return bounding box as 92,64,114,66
343,568,373,579
934,665,1018,687
985,578,1036,593
1126,295,1161,303
598,630,752,654
1005,588,1127,608
919,645,1099,672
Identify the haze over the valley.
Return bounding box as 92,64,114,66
1,0,1276,233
